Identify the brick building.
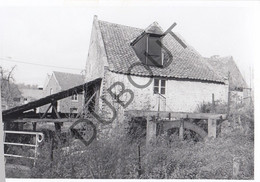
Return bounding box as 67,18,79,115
40,71,85,114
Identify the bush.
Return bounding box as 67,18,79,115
144,129,254,179
25,99,255,179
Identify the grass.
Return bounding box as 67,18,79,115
6,100,254,179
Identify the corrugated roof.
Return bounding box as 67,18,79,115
203,56,247,90
98,20,224,83
53,71,85,90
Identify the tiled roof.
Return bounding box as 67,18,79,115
53,71,85,90
203,56,247,90
98,20,224,83
144,22,164,35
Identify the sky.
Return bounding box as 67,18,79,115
0,1,259,87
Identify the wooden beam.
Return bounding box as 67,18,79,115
32,122,37,131
51,102,62,133
125,110,226,120
75,91,97,119
12,118,79,123
40,104,52,119
3,78,102,118
52,103,61,119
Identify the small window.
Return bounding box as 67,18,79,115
154,79,160,94
70,107,78,113
153,78,166,95
161,80,166,94
71,93,78,101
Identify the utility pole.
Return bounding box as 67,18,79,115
0,66,6,181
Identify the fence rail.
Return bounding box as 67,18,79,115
4,130,44,166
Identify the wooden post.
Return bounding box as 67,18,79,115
227,71,231,119
94,86,100,112
137,145,141,178
0,67,6,181
211,93,215,113
179,119,184,140
52,102,62,134
32,122,37,131
50,136,55,164
146,116,157,149
208,118,217,138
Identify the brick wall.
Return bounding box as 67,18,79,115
40,74,83,114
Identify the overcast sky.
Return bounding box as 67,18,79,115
0,1,259,87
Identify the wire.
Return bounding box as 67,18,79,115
0,57,84,71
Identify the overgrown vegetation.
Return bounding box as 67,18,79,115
7,96,254,179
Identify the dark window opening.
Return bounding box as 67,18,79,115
131,33,163,67
71,93,78,101
70,107,78,113
147,35,162,67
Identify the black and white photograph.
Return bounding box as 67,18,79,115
0,0,258,181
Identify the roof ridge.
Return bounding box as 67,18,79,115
209,55,233,59
53,71,83,76
98,19,143,32
144,21,164,34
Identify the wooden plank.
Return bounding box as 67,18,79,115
13,118,79,123
125,110,226,120
3,78,102,118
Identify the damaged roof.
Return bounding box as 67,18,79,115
98,19,225,84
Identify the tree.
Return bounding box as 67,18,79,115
0,66,21,109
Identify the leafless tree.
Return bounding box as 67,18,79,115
0,66,21,108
